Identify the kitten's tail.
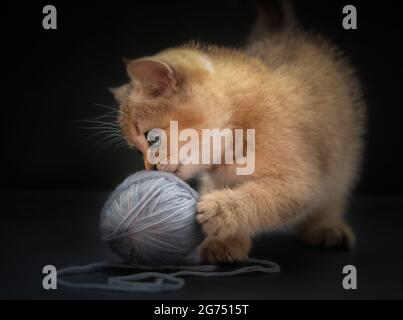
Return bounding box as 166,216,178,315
247,0,297,43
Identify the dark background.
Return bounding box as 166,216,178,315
1,0,403,300
2,0,402,195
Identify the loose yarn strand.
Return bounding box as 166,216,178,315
58,259,280,292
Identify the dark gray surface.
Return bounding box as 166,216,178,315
1,190,402,299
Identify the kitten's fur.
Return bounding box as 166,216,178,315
112,2,365,263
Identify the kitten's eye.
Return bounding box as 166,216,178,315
144,131,160,146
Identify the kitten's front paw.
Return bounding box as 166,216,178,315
196,192,239,238
198,236,251,264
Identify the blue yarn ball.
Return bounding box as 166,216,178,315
100,171,203,266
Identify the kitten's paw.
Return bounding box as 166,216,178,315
198,236,251,264
196,192,239,238
298,221,355,249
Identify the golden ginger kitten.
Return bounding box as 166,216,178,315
111,2,365,263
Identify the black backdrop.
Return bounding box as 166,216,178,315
2,0,402,195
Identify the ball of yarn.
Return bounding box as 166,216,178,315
100,171,203,266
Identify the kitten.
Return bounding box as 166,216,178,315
112,1,365,263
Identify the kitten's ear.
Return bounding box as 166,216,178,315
126,59,178,95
